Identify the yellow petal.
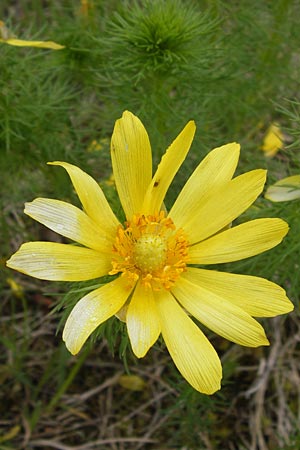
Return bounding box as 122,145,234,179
183,267,293,317
265,175,300,202
118,374,146,391
48,161,119,237
6,277,24,299
155,289,222,394
63,276,134,355
172,274,269,347
0,424,21,444
1,38,65,49
183,169,267,244
169,143,240,228
261,123,283,157
6,242,111,281
189,218,288,264
110,111,152,219
142,121,196,214
25,198,113,252
78,0,94,18
126,281,161,358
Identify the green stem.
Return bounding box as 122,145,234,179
45,346,90,414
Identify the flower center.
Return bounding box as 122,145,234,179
133,234,167,272
109,211,189,290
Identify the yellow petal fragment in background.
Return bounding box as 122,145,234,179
261,123,284,157
63,276,134,355
189,218,288,264
0,425,21,445
25,198,113,252
0,20,64,49
169,142,240,228
86,138,109,153
172,275,269,347
155,289,222,394
49,162,119,237
6,277,24,299
126,281,161,358
6,242,111,281
111,111,152,219
118,374,146,391
184,169,267,245
78,0,94,18
184,268,293,317
0,38,65,49
142,121,196,215
265,175,300,202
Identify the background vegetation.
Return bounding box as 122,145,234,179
1,1,300,449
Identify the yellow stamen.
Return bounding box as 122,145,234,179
110,212,189,290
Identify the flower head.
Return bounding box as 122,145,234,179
7,111,293,394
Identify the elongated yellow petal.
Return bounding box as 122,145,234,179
183,268,293,317
169,143,240,227
49,162,119,236
111,111,152,219
155,290,222,394
126,281,161,358
189,218,288,264
183,169,267,244
172,275,269,347
265,175,300,202
142,121,196,215
63,276,134,355
25,198,113,252
6,242,111,281
1,38,65,49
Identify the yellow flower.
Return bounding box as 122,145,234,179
265,175,300,202
0,20,65,50
261,123,284,157
6,111,293,394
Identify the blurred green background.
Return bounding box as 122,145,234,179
1,1,300,449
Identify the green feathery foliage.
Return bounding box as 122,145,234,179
1,1,300,448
